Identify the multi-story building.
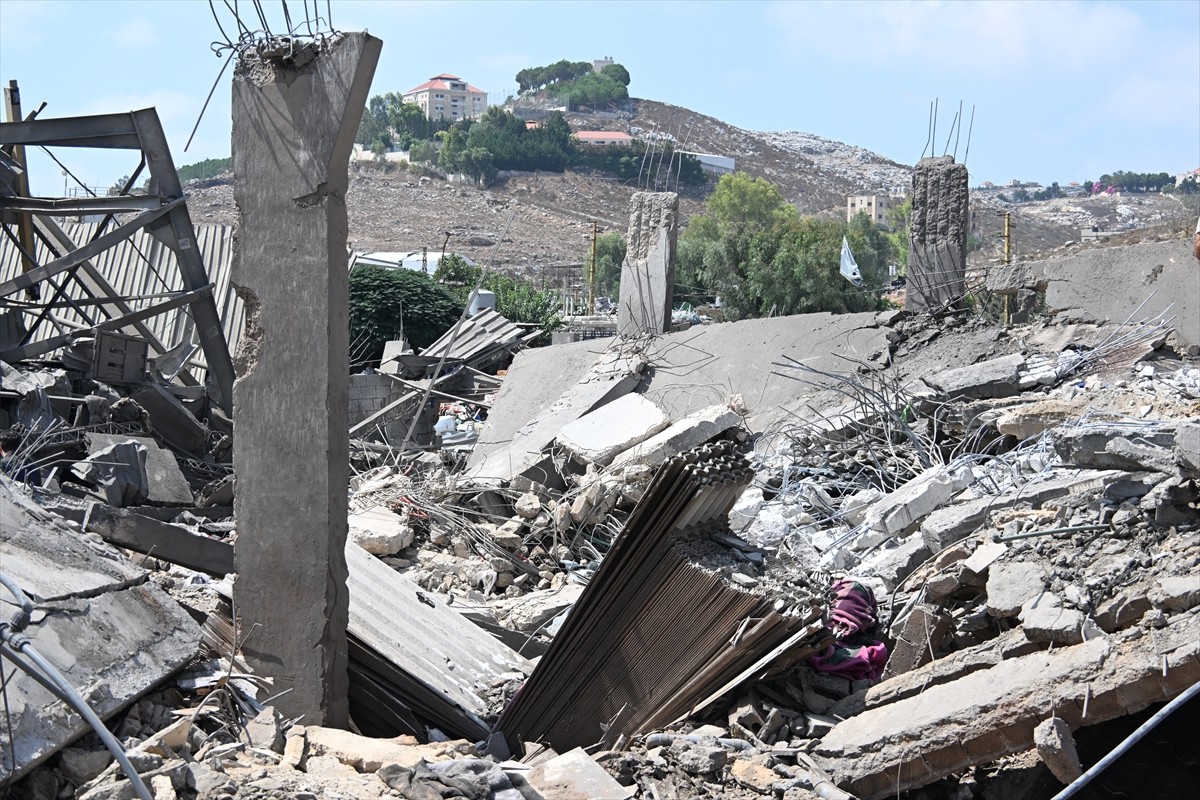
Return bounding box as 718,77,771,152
573,131,634,147
846,193,893,225
402,74,487,121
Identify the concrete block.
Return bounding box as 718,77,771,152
986,561,1046,618
557,393,670,466
71,440,149,507
1053,423,1176,470
817,622,1200,799
960,540,1007,577
1149,575,1200,612
1034,717,1083,784
884,604,953,678
131,383,210,457
1176,421,1200,474
85,434,192,505
610,403,740,470
861,534,931,591
856,466,972,547
525,747,634,800
925,353,1027,400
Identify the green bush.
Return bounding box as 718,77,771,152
349,266,462,363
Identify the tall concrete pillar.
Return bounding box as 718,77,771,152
906,155,969,312
617,191,678,336
231,33,381,727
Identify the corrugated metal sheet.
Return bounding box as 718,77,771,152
497,440,830,753
0,222,242,373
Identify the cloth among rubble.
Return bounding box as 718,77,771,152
809,579,888,681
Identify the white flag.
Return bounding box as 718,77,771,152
840,237,863,286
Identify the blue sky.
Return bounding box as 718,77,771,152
1,0,1197,197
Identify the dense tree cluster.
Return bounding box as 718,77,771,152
177,157,232,183
516,60,632,109
676,173,892,319
1093,171,1175,193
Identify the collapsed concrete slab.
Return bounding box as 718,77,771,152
469,339,607,466
0,479,200,784
617,192,677,336
231,31,381,727
984,239,1200,348
464,347,647,486
815,616,1199,798
610,403,741,470
924,353,1026,400
638,312,889,431
556,393,669,466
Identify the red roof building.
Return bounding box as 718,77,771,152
402,74,488,121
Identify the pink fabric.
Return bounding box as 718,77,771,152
809,579,888,682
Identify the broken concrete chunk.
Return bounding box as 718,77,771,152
1020,592,1094,645
856,466,973,547
131,383,211,457
348,505,414,556
609,403,740,470
925,353,1026,399
1176,421,1200,475
514,492,541,520
986,561,1047,618
861,535,930,591
1053,423,1176,470
556,393,670,466
1149,575,1200,613
730,758,778,793
489,518,525,550
524,747,634,800
670,740,727,775
1034,717,1084,784
961,540,1007,577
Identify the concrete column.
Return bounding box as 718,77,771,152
231,33,381,727
617,191,678,336
905,156,969,312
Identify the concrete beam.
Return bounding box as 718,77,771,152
232,32,381,727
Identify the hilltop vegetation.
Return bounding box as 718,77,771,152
516,58,632,110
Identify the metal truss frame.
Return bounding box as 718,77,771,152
0,94,235,413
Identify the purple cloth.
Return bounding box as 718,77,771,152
809,579,888,682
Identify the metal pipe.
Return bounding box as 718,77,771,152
992,524,1108,543
1051,680,1200,800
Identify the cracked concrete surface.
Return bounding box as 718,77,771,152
0,479,200,784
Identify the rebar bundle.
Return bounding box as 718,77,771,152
497,440,828,753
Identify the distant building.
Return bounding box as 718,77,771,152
846,193,893,225
352,250,477,275
402,74,487,122
573,131,634,147
677,151,735,176
593,56,615,72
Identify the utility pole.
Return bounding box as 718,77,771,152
588,219,599,314
1003,212,1012,266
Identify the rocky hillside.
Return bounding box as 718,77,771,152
184,98,1194,273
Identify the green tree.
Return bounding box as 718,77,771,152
348,266,462,362
410,140,437,164
585,232,627,297
433,253,480,285
701,172,799,237
883,197,911,275
178,157,232,183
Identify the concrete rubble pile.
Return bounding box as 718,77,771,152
3,62,1198,797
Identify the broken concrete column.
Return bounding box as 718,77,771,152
617,191,678,336
231,32,381,727
905,156,969,312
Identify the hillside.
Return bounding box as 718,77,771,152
184,98,1193,274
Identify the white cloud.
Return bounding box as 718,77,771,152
0,0,57,49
